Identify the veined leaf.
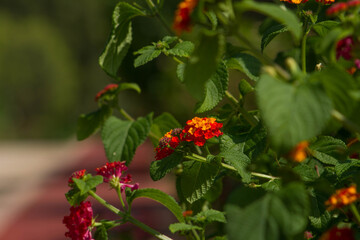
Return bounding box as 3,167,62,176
195,61,229,113
261,24,288,52
192,209,226,224
169,223,202,233
225,53,262,81
150,153,183,181
184,31,225,100
180,160,220,203
77,106,112,141
127,188,185,222
256,74,332,150
102,114,152,165
309,136,347,165
312,21,340,37
94,225,108,240
73,175,103,195
99,3,145,77
134,45,161,67
167,41,195,57
235,1,301,42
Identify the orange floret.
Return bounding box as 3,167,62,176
325,185,360,211
288,141,309,162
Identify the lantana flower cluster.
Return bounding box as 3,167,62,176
280,0,334,5
335,36,360,73
288,141,309,162
327,0,360,16
173,0,198,35
154,117,223,160
319,226,355,240
325,185,360,211
63,201,94,240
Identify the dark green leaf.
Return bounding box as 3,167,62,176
257,74,332,150
195,61,229,113
94,225,108,240
192,209,226,224
184,31,225,100
65,189,88,206
309,136,347,165
102,114,152,165
234,1,302,42
150,153,183,181
99,3,145,77
180,160,220,203
118,82,141,94
219,144,251,183
167,41,194,57
127,188,185,222
169,223,202,233
261,24,288,52
225,53,262,81
312,21,340,37
177,63,185,83
77,106,112,141
134,45,161,67
73,175,103,195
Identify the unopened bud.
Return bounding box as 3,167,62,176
262,66,277,77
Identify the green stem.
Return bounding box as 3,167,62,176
116,186,126,209
225,91,258,127
350,204,360,226
331,109,360,134
128,216,174,240
118,107,134,121
89,190,173,240
301,27,310,73
186,153,279,180
145,0,174,35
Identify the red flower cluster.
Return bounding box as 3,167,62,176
325,185,360,211
95,83,118,101
155,128,182,160
68,169,86,185
280,0,308,4
173,0,198,35
327,0,360,15
63,201,94,240
181,117,223,146
96,161,139,191
319,227,355,240
336,36,354,60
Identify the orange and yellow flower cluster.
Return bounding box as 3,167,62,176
155,128,182,160
325,185,360,211
154,117,223,160
173,0,198,35
180,117,223,147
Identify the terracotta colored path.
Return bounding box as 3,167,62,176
0,138,178,240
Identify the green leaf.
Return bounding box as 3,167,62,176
65,188,88,206
293,163,320,182
99,3,145,77
73,175,103,195
195,61,229,113
150,112,182,143
310,66,357,117
335,159,360,178
205,11,218,30
117,82,141,94
134,45,161,67
256,74,332,150
309,136,347,165
94,225,108,240
167,41,195,57
177,63,185,83
234,1,302,42
226,183,309,240
184,31,225,100
180,160,220,203
102,114,153,165
192,209,226,224
77,106,112,141
169,223,202,233
225,53,262,81
162,36,178,44
312,21,340,37
219,144,251,183
261,24,288,52
127,188,185,223
150,153,183,181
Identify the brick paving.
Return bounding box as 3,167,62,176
0,138,179,240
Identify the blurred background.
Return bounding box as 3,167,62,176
0,0,194,239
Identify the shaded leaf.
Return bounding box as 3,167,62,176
167,41,195,57
261,24,288,52
169,223,202,233
225,53,262,81
134,45,161,67
150,153,183,181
